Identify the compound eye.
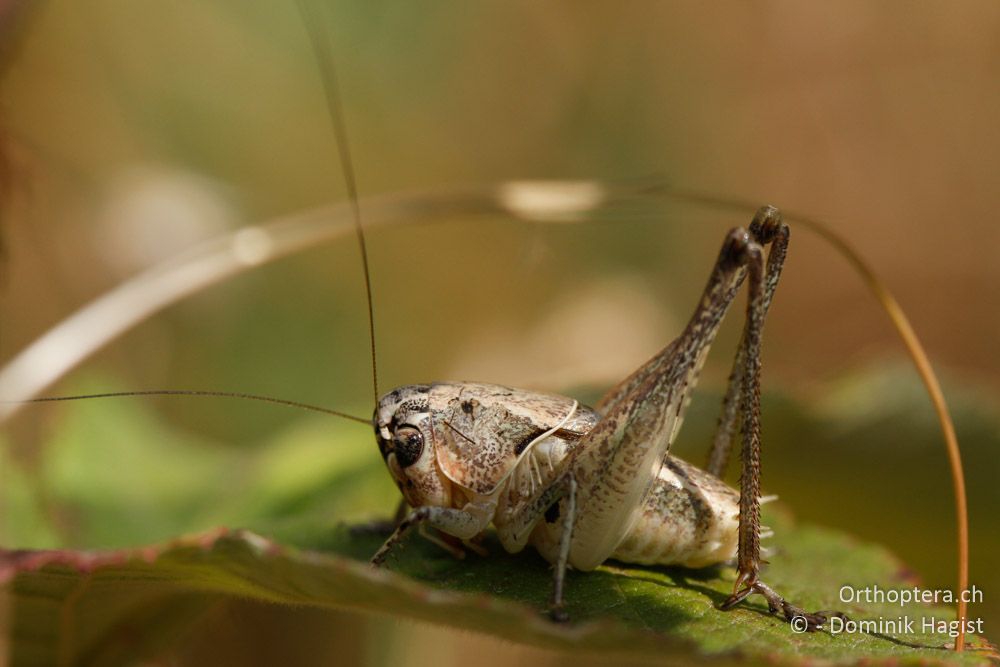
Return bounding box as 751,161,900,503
393,426,424,468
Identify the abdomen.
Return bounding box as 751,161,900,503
610,456,739,568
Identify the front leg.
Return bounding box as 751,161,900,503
370,503,493,567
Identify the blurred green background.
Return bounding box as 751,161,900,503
1,1,998,665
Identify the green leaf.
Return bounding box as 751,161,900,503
2,374,997,665
3,513,994,666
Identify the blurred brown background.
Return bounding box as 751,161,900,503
1,2,998,665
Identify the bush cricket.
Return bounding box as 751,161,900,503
367,209,843,628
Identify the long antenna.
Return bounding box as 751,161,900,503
11,390,371,424
296,0,380,408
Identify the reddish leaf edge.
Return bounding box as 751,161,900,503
1,528,688,657
2,528,997,666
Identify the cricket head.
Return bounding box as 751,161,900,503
374,384,453,508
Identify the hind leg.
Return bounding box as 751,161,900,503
715,210,845,629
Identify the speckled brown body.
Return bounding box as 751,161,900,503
372,210,840,630
375,382,739,570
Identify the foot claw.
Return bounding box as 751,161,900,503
719,579,847,632
548,606,570,623
720,585,753,611
369,549,391,568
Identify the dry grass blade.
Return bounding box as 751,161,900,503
0,180,635,421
